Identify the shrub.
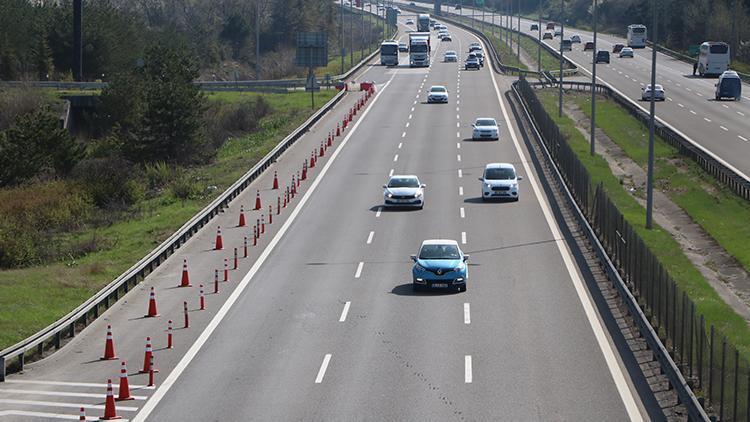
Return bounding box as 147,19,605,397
170,174,201,200
204,96,274,150
71,157,144,207
143,161,174,190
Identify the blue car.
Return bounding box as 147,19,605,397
411,240,469,292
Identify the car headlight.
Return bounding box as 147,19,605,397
415,191,423,197
511,183,518,189
485,183,492,188
414,264,425,271
454,263,464,272
386,193,393,198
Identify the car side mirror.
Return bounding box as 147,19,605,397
471,124,476,127
410,254,417,262
382,184,387,188
715,83,718,87
421,183,427,188
477,177,483,181
517,176,524,181
463,254,470,261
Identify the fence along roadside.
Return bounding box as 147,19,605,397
514,75,749,421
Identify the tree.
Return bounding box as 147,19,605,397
220,13,250,59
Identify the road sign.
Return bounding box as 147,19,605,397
296,32,328,67
474,0,484,6
688,45,700,56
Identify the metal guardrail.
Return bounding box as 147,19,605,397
512,76,710,421
529,79,750,201
0,24,387,381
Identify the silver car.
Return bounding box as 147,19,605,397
642,84,665,101
444,50,458,62
619,47,634,58
383,175,425,208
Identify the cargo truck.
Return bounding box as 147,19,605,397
409,32,430,67
417,13,430,32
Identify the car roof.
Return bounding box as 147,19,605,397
389,174,418,180
721,70,740,78
475,117,497,122
421,239,460,246
430,85,447,89
485,162,515,170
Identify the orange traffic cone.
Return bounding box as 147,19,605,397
116,361,133,401
268,205,273,225
319,142,325,157
101,379,121,420
310,152,316,168
140,337,157,373
79,407,86,421
215,226,223,250
145,287,159,317
272,171,279,190
179,258,191,287
301,161,307,181
336,123,341,136
101,325,117,360
254,190,262,210
238,205,246,227
328,131,333,146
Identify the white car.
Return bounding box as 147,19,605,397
427,85,449,103
406,18,414,24
619,47,634,58
642,84,665,101
472,118,499,140
383,175,425,208
479,163,522,201
570,34,582,43
444,51,458,62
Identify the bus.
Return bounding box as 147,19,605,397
698,42,730,77
380,41,399,66
627,24,647,48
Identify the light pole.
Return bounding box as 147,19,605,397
516,0,520,61
537,0,542,72
256,0,261,79
558,0,564,118
646,0,658,229
340,0,345,74
591,0,597,156
350,0,354,68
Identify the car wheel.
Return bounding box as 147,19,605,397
716,95,720,101
514,196,520,202
481,196,487,202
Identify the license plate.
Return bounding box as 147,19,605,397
432,283,448,288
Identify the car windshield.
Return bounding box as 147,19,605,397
411,44,428,53
388,177,419,188
476,119,496,126
419,244,460,260
485,167,515,180
430,86,446,93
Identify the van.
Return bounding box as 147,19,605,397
561,39,572,52
715,70,742,101
595,50,610,64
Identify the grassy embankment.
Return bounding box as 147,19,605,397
0,90,335,350
536,89,750,357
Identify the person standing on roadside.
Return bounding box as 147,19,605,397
693,61,698,76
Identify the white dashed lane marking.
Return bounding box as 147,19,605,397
465,356,472,383
461,232,467,244
315,354,332,383
339,302,351,322
460,207,465,218
367,231,374,244
354,262,364,278
464,303,470,324
739,135,749,142
458,169,463,178
376,207,382,217
459,186,463,196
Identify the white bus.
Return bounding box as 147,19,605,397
698,42,730,77
627,24,647,48
380,41,399,66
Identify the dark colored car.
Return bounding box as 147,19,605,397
546,22,555,30
595,50,610,64
612,43,625,53
530,23,539,31
455,3,462,9
583,41,595,51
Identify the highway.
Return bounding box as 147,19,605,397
1,14,657,421
410,1,750,186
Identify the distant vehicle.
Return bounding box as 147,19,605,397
546,22,555,30
472,117,499,140
410,1,416,5
398,42,409,52
409,32,430,67
479,163,522,201
405,18,414,24
619,47,634,58
543,31,553,40
474,50,484,66
627,24,647,48
411,239,469,292
465,55,480,70
383,175,425,208
584,41,595,51
417,13,430,32
642,84,665,101
438,31,447,39
444,50,458,62
380,41,399,66
427,85,449,103
442,34,452,42
561,39,572,51
469,44,482,53
429,19,436,27
612,43,625,53
595,50,610,64
571,34,582,43
715,70,742,100
530,23,539,31
554,28,562,37
698,41,731,77
455,3,462,9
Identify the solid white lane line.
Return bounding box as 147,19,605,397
389,169,394,177
376,207,382,217
0,399,139,412
461,232,467,244
739,135,749,142
459,186,463,196
398,142,403,149
465,356,472,383
485,48,643,421
339,302,351,322
394,154,399,162
402,131,406,138
355,262,364,278
133,76,395,422
460,207,465,218
720,126,728,131
367,231,375,244
458,169,463,178
0,389,146,400
315,354,332,383
457,154,462,162
464,303,470,324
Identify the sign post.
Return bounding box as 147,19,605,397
296,32,329,109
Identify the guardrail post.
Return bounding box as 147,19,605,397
55,331,61,350
709,325,715,404
733,349,739,422
698,315,705,388
18,352,23,373
720,337,726,420
1,356,5,382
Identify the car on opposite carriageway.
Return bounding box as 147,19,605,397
411,240,469,292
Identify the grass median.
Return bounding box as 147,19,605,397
0,89,336,350
536,89,750,357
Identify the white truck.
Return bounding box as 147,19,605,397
409,32,430,67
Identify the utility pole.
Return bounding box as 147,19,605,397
340,0,345,74
509,0,512,52
538,0,542,72
646,0,658,229
73,0,83,81
557,0,564,118
361,1,365,61
256,0,261,79
731,0,737,62
516,0,520,60
350,0,354,69
591,0,597,156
